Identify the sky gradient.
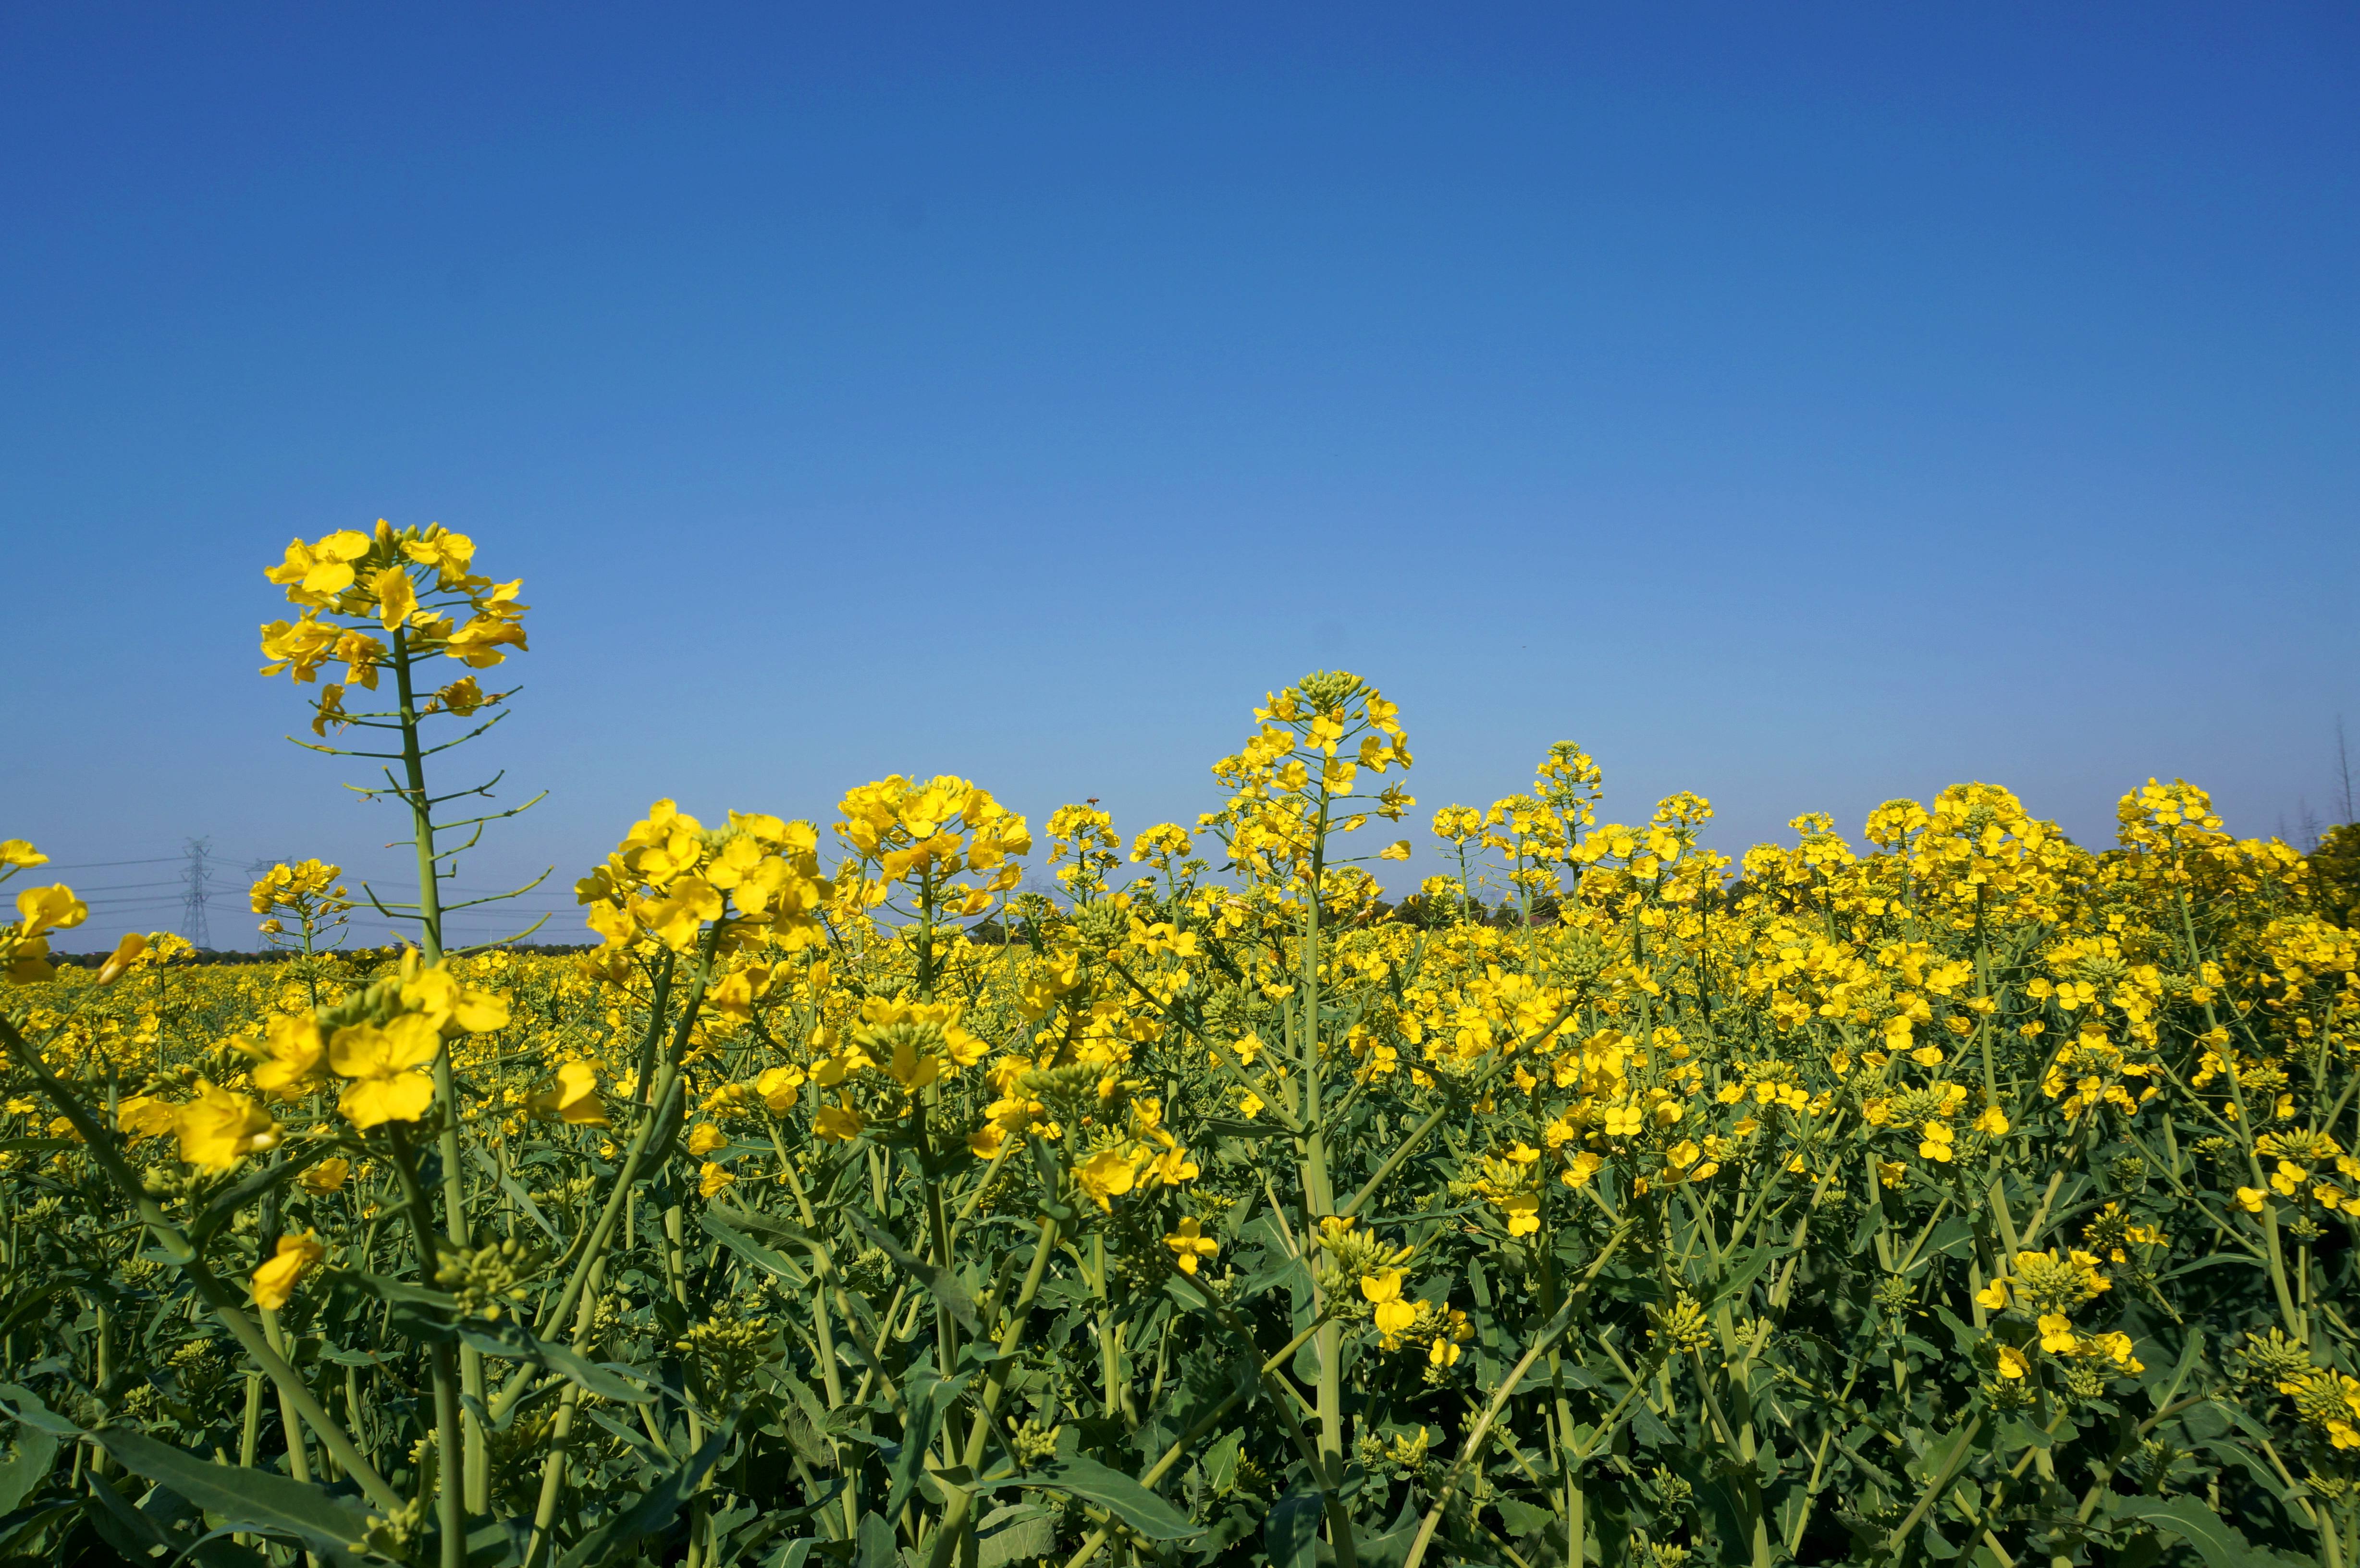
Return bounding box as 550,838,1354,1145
5,3,2356,948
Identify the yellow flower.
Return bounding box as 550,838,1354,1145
2038,1313,2077,1353
1164,1216,1218,1274
1360,1269,1419,1335
115,1095,179,1141
249,1017,326,1096
371,565,418,632
2235,1187,2267,1213
1919,1122,1955,1163
1076,1149,1138,1211
1561,1151,1604,1188
1996,1345,2030,1380
13,885,86,937
400,966,510,1034
1498,1191,1540,1237
2088,1331,2143,1372
1977,1279,2010,1311
328,1015,442,1129
298,1157,351,1194
526,1061,608,1127
252,1231,326,1311
96,931,148,985
699,1161,736,1200
756,1065,805,1113
1147,1144,1200,1187
175,1081,280,1172
400,527,476,584
1973,1106,2009,1136
878,1035,945,1092
687,1123,727,1157
813,1103,865,1142
266,529,371,598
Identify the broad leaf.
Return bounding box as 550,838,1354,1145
455,1317,654,1404
94,1428,372,1560
2111,1494,2289,1568
557,1424,732,1568
846,1210,981,1334
1264,1489,1323,1568
702,1213,811,1286
1016,1454,1200,1542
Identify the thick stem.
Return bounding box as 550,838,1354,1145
386,1127,466,1568
392,630,485,1507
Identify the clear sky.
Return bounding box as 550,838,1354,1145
6,3,2356,949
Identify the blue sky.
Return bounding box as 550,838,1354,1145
5,3,2356,948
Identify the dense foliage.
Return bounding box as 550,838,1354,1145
1,524,2356,1568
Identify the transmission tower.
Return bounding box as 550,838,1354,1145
182,837,214,950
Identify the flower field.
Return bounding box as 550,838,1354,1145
1,525,2357,1568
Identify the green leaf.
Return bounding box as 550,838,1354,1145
93,1428,373,1559
723,1207,812,1246
1013,1454,1200,1542
2111,1494,2279,1568
883,1373,957,1523
557,1425,731,1568
1264,1489,1322,1568
853,1510,897,1568
641,1079,687,1172
471,1145,560,1244
1197,1429,1242,1494
2161,1254,2265,1280
846,1210,981,1334
1704,1245,1774,1307
84,1472,178,1562
1495,1499,1553,1539
0,1426,59,1515
454,1318,654,1404
0,1384,81,1438
702,1213,810,1286
189,1160,302,1250
1198,1119,1286,1141
974,1505,1057,1568
330,1269,463,1311
0,1285,66,1343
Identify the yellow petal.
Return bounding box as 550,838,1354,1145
338,1071,436,1130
